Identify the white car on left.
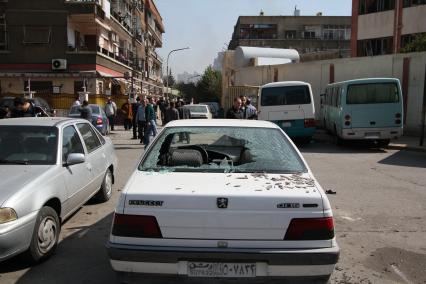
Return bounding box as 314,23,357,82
0,117,117,263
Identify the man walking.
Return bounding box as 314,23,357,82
144,97,158,146
11,97,36,118
245,99,258,120
105,98,117,131
121,99,133,130
164,101,179,125
131,97,141,139
136,99,147,144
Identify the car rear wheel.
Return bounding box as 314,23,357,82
25,206,60,263
95,168,113,202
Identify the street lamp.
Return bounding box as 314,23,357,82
165,47,190,98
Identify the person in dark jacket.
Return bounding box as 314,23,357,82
11,97,36,118
226,97,244,119
164,101,180,125
131,97,141,139
79,100,92,121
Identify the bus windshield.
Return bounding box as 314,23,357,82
261,85,311,106
347,83,399,104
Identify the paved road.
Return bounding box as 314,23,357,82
1,130,425,284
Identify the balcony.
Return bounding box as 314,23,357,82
65,0,101,4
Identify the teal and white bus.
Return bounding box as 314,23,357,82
258,81,316,142
321,78,403,146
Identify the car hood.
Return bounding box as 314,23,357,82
0,165,53,207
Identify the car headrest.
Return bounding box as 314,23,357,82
170,149,203,167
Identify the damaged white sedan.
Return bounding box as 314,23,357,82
107,119,339,282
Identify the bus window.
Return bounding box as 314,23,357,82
347,83,399,104
261,85,311,106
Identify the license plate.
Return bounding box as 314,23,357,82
281,122,291,127
365,132,380,138
187,262,256,278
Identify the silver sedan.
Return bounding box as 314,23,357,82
0,117,117,263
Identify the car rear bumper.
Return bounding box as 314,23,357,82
341,127,403,140
0,211,38,261
107,242,339,277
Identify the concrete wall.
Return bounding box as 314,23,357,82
402,5,426,35
358,11,394,40
230,52,426,135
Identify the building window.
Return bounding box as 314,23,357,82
304,31,316,39
285,30,297,39
23,26,51,44
0,14,7,50
74,81,86,95
24,81,53,94
359,0,395,15
401,32,426,48
239,24,277,40
357,37,393,56
403,0,426,7
323,25,351,40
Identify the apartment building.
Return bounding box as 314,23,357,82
0,0,164,98
351,0,426,56
228,14,352,59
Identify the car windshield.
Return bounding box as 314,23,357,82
185,106,208,113
0,126,58,165
139,126,307,173
69,105,100,115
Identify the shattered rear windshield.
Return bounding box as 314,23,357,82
139,127,307,173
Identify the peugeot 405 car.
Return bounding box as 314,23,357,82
0,117,117,262
107,120,339,282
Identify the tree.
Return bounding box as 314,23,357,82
401,34,426,53
163,72,176,87
195,66,222,103
176,81,197,102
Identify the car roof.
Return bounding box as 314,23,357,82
0,117,88,127
184,104,208,107
262,81,310,88
165,119,280,129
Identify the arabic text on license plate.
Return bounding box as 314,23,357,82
281,122,291,127
187,262,256,278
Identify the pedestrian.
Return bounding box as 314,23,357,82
79,100,92,121
136,99,147,144
158,97,167,125
72,96,81,107
226,97,244,119
239,95,247,118
131,97,141,139
164,101,180,125
177,101,191,120
121,99,133,130
11,97,36,118
245,99,258,120
144,97,158,146
105,98,117,131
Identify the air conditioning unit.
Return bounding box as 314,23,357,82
52,59,67,70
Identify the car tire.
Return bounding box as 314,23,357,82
25,206,60,263
95,168,113,202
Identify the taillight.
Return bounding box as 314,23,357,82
395,113,402,124
111,214,162,238
344,114,351,126
304,118,315,128
284,217,334,240
96,118,103,125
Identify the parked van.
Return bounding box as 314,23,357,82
258,81,316,142
321,78,403,146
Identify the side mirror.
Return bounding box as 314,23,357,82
65,153,85,166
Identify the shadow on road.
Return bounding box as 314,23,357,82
2,213,117,284
378,150,426,168
299,140,387,154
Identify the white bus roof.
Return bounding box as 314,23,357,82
327,78,400,86
261,81,311,88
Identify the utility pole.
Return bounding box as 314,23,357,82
166,47,190,99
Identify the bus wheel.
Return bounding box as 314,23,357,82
334,126,344,146
377,139,390,148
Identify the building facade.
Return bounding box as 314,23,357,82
228,15,352,59
351,0,426,57
0,0,164,100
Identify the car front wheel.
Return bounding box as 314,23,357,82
25,206,60,263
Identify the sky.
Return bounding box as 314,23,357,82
155,0,352,77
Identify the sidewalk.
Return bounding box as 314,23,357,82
313,129,426,152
